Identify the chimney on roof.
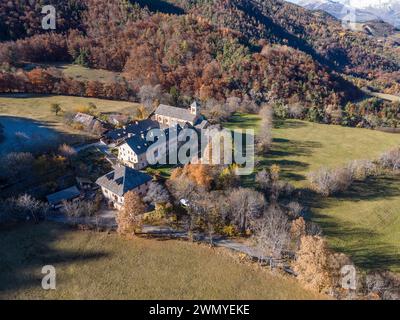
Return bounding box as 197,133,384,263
128,133,133,138
135,121,139,125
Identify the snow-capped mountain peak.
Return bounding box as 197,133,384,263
287,0,400,28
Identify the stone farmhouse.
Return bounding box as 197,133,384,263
73,112,108,135
46,102,209,211
116,125,182,170
105,101,206,170
154,101,201,127
96,165,152,209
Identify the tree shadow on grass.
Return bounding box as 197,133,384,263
270,138,323,157
255,138,323,182
305,175,400,207
311,210,400,271
224,114,260,130
273,120,309,129
0,222,109,297
0,115,86,156
339,176,400,201
301,175,400,271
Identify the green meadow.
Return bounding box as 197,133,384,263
224,114,400,272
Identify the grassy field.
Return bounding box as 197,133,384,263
308,175,400,272
0,94,139,146
224,114,400,272
0,94,138,124
224,114,400,187
27,63,124,83
0,222,325,300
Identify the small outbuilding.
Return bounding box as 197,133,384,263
46,186,81,209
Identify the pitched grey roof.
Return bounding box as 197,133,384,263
96,166,152,197
119,134,152,155
155,104,197,123
118,124,184,155
46,186,81,205
104,119,159,143
74,112,94,126
74,112,108,134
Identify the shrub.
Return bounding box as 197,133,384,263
142,207,168,224
365,271,400,300
286,201,303,219
0,152,34,180
379,147,400,171
308,167,353,196
62,199,98,218
51,103,62,115
71,122,84,131
273,102,289,119
58,143,77,159
347,159,377,180
221,224,238,237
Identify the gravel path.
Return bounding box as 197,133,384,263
46,212,265,260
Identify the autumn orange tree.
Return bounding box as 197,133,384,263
171,164,214,190
116,191,146,235
293,235,353,294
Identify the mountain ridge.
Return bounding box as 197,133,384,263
287,0,400,28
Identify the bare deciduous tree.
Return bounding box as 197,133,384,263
62,199,98,219
252,206,291,268
143,181,170,205
138,84,162,115
256,104,273,153
166,174,200,204
192,191,224,246
58,143,77,159
227,188,266,234
16,194,48,223
286,201,303,219
62,200,82,218
255,169,272,192
288,102,305,119
307,167,353,196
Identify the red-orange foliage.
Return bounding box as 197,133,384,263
171,164,213,190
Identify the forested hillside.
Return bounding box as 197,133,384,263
1,0,399,127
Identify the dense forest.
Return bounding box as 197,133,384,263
0,0,399,127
